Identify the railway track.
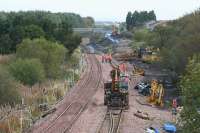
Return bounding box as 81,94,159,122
98,109,122,133
31,54,102,133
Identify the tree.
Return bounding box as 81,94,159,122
16,38,66,79
143,9,200,74
53,21,73,43
9,25,25,51
24,24,45,39
0,34,13,54
9,58,45,86
153,25,175,48
83,17,94,28
134,29,150,42
63,33,81,54
0,67,20,106
126,12,132,30
180,55,200,133
149,10,156,20
126,10,157,29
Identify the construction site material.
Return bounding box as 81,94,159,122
142,54,160,63
134,82,150,96
145,127,159,133
41,108,56,118
163,123,176,132
134,110,150,120
113,52,137,61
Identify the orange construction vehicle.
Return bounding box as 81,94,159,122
105,54,112,63
119,63,126,73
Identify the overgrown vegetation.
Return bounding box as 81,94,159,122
180,55,200,133
16,38,66,79
0,10,88,131
0,67,20,106
145,10,200,74
130,9,200,132
9,58,45,86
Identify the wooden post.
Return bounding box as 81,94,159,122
21,98,24,133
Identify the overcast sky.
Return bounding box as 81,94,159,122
0,0,200,22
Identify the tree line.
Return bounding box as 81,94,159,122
126,10,156,30
0,11,94,54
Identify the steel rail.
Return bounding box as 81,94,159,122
41,54,102,133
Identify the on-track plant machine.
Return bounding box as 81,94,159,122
104,64,129,110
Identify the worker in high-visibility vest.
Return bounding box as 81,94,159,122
172,98,177,115
172,98,178,122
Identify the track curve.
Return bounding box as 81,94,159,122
30,54,102,133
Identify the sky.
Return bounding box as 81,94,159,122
0,0,200,22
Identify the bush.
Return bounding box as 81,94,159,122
24,25,45,39
63,33,81,53
0,67,20,106
134,29,150,42
120,31,133,39
9,58,45,86
16,38,66,79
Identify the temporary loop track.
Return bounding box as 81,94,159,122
31,54,102,133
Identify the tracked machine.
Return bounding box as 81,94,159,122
148,80,164,107
132,65,145,76
104,66,129,110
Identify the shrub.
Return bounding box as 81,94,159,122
16,38,66,79
180,55,200,132
0,67,20,106
9,58,45,86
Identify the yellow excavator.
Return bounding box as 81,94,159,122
148,80,164,107
140,47,160,63
132,65,145,76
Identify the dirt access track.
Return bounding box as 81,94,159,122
30,54,172,133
